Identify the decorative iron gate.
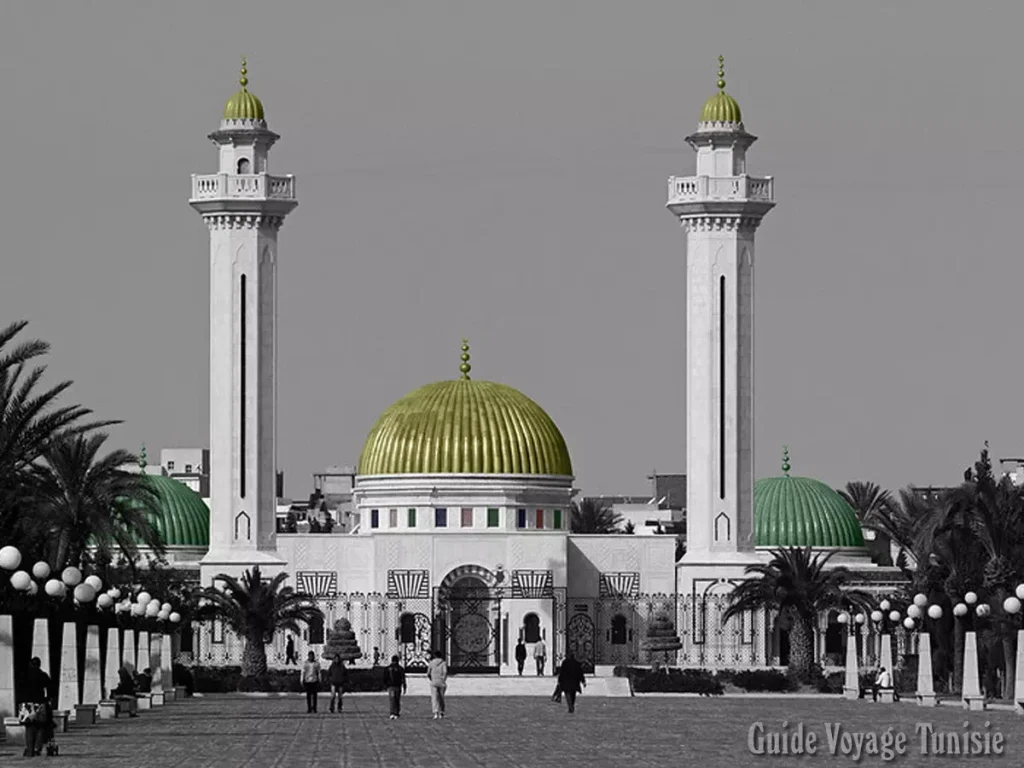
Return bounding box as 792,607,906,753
434,586,500,672
565,612,596,671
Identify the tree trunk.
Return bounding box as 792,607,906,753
241,634,268,678
953,620,965,693
788,616,815,682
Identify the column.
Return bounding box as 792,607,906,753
82,625,102,705
138,631,150,674
962,631,985,710
916,632,937,707
161,633,173,699
103,627,120,700
124,628,137,671
0,615,14,720
57,622,78,711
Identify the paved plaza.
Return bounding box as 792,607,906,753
2,695,1021,766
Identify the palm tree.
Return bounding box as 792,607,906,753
932,445,1024,700
196,566,323,678
838,481,893,526
724,547,871,682
0,320,102,546
569,498,623,534
30,431,165,571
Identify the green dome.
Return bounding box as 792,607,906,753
138,475,210,547
700,92,742,124
359,342,572,476
223,58,265,122
699,55,742,125
754,475,864,549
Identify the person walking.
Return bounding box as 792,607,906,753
515,639,527,676
426,650,448,719
20,657,53,757
285,636,298,666
302,651,322,713
557,651,586,713
328,655,349,713
533,638,547,676
384,655,407,720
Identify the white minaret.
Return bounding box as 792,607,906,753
191,59,297,578
667,58,774,572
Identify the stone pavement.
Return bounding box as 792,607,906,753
1,694,1021,766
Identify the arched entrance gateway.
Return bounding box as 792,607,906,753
435,565,501,672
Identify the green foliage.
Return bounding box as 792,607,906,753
569,499,623,534
322,618,361,661
732,669,794,692
189,665,387,693
619,666,724,695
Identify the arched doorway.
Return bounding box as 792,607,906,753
436,566,501,672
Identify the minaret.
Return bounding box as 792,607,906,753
667,57,774,563
191,59,297,574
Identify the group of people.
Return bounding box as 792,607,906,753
298,647,588,717
514,638,548,676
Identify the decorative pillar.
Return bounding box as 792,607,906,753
138,631,150,673
843,627,860,700
962,631,985,710
161,633,174,700
916,631,937,706
0,615,14,721
124,628,137,671
1014,629,1024,714
31,618,51,678
57,622,78,712
149,633,165,706
103,627,120,700
79,625,102,716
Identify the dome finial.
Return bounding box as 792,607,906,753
782,445,791,477
239,56,249,90
459,339,471,380
716,55,726,92
139,443,147,469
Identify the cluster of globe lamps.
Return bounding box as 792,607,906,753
0,545,180,624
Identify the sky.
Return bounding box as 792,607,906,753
1,1,1022,498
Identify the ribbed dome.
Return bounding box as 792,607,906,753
359,373,572,477
754,475,864,549
223,59,265,122
699,56,742,125
138,475,210,547
700,92,742,124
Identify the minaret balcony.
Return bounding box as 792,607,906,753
667,174,773,205
190,173,296,203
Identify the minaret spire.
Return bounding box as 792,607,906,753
782,446,791,477
239,57,249,90
459,339,472,380
717,55,726,91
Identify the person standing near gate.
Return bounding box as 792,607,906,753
328,654,349,713
515,639,527,676
285,635,298,665
533,637,547,676
426,650,448,719
384,655,407,719
557,651,586,713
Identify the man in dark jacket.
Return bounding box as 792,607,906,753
328,655,349,713
515,640,528,676
384,656,407,719
556,652,586,713
21,657,53,757
136,668,152,693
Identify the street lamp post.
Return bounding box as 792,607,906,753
871,598,898,673
906,593,938,707
1002,585,1024,713
957,592,987,711
838,610,864,700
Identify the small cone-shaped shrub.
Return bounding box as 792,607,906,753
641,613,682,653
322,618,362,662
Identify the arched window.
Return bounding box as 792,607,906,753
237,158,251,174
610,614,628,645
399,612,416,644
523,613,541,643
